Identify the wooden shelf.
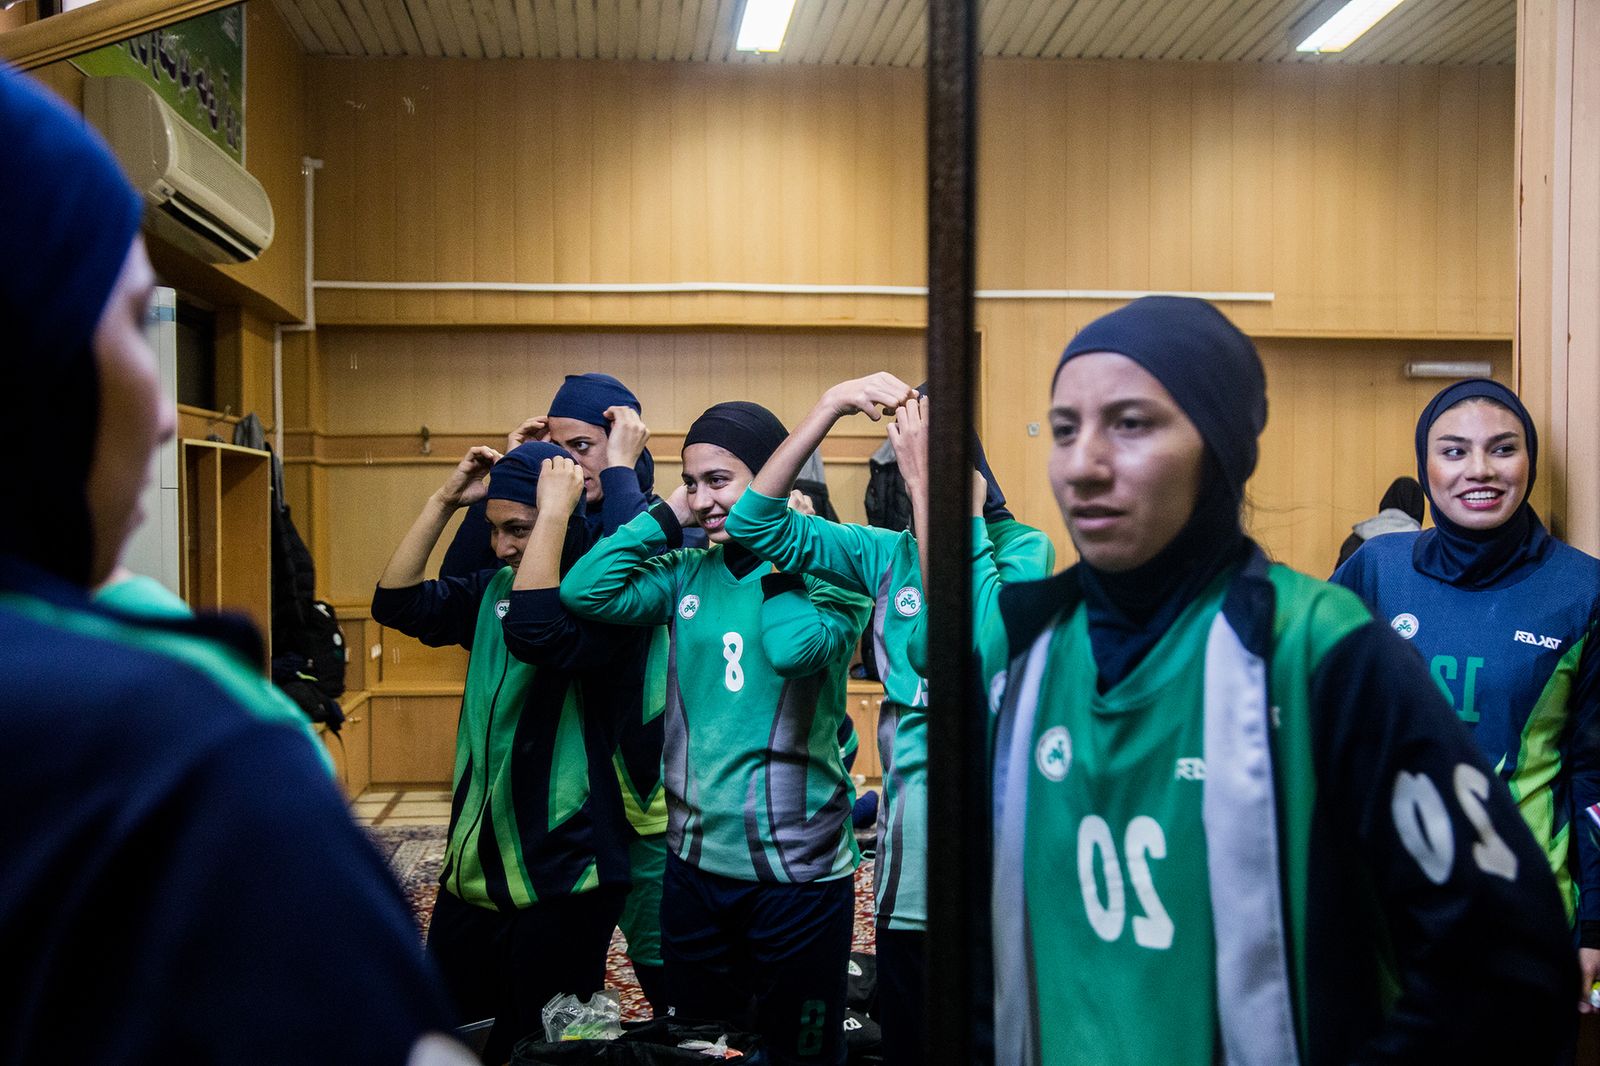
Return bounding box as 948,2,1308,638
179,438,272,657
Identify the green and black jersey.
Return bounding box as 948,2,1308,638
562,504,870,884
992,553,1574,1065
373,568,630,911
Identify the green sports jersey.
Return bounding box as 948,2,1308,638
562,506,870,883
726,489,1055,928
1024,584,1222,1066
615,625,671,837
93,573,335,773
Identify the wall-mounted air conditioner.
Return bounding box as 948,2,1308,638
84,76,274,264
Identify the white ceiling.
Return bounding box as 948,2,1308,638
273,0,1516,66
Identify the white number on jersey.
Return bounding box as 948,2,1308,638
1077,815,1174,950
723,631,745,692
1392,764,1518,885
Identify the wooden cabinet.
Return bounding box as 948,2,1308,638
179,438,272,653
368,693,460,786
321,693,371,799
846,681,884,781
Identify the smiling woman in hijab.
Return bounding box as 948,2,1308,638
561,401,871,1066
0,63,463,1063
990,297,1572,1065
1333,378,1600,1016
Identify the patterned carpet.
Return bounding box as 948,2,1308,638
366,824,878,1022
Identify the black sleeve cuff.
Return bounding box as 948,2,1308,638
370,582,422,625
761,572,806,599
505,586,563,619
648,502,684,549
1581,920,1600,949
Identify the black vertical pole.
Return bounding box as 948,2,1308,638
925,0,985,1064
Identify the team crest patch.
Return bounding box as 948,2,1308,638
893,586,923,617
1390,613,1419,640
495,599,510,619
678,595,700,620
1035,725,1072,782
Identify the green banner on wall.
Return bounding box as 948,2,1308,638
72,5,245,163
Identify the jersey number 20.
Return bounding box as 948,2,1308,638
1078,815,1174,950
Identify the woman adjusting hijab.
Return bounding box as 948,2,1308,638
562,401,870,1066
1334,378,1600,1011
991,297,1571,1065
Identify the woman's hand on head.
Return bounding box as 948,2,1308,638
506,416,548,451
821,373,919,422
788,490,817,516
537,456,586,516
666,483,698,529
888,395,931,491
604,406,651,470
436,446,502,509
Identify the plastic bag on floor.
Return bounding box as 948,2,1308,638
542,990,624,1042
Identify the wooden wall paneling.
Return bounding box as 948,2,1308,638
779,67,823,324
1394,67,1441,334
1568,1,1600,553
512,61,557,324
303,57,1514,337
740,71,785,323
1435,66,1482,333
630,62,673,316
376,627,470,686
1105,62,1152,291
815,65,860,323
977,60,1028,291
1230,63,1274,312
368,694,459,785
1062,63,1110,291
1269,64,1315,333
851,67,899,323
1353,65,1402,331
1476,65,1516,335
1148,63,1194,293
324,463,469,601
313,57,358,299
395,59,440,324
887,69,925,325
655,64,700,324
1514,0,1559,523
546,62,593,321
352,60,398,324
1311,65,1360,332
1189,63,1233,294
701,64,744,322
476,63,522,322
437,57,481,321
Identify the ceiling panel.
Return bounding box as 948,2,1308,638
275,0,1517,65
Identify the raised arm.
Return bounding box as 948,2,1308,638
750,372,917,499
379,446,500,589
599,405,654,535
758,574,873,678
724,486,900,597
560,489,693,626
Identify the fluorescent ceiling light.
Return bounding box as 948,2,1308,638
1294,0,1408,53
736,0,798,52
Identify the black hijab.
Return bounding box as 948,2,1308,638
0,64,145,587
1055,297,1267,691
1412,379,1548,591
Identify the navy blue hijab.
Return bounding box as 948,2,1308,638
0,64,144,587
914,382,1011,521
1055,297,1266,690
486,440,591,574
548,373,655,539
1412,379,1548,591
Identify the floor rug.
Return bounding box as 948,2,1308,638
367,825,878,1022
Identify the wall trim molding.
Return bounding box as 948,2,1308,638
314,279,1277,303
